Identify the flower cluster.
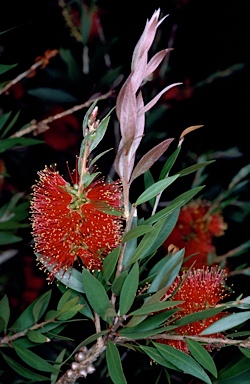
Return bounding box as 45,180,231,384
30,166,123,281
163,199,228,268
158,266,228,353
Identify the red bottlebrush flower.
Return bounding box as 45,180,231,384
163,199,227,268
158,267,228,353
30,166,123,282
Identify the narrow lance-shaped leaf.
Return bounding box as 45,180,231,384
129,217,167,265
143,186,204,226
0,295,10,333
106,340,127,384
122,225,154,243
178,160,215,177
185,338,217,378
135,175,179,206
0,111,12,132
119,262,139,316
82,268,111,320
12,343,58,373
130,138,174,183
1,110,20,138
140,345,179,370
32,290,52,323
0,63,17,75
154,342,212,384
201,311,250,335
102,247,121,282
159,145,182,180
148,248,184,293
129,301,182,316
0,351,48,381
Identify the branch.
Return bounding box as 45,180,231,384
56,341,106,384
0,319,55,346
115,334,250,349
10,90,114,138
0,50,59,96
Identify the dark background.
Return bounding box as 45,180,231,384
0,1,250,382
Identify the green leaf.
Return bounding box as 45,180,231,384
125,286,171,327
123,225,154,242
122,216,138,266
175,306,225,327
144,170,155,207
58,284,93,319
119,262,139,316
27,330,50,344
51,349,67,384
112,271,128,296
28,88,78,103
0,351,48,381
57,289,75,311
159,146,182,180
32,290,52,323
148,248,184,293
178,161,215,177
144,186,204,226
0,232,22,245
0,295,10,333
82,268,111,319
58,295,79,313
103,247,121,282
129,217,167,265
9,291,53,332
106,341,127,384
12,343,58,373
88,112,113,153
140,345,178,370
124,310,178,332
0,63,17,75
0,110,20,138
89,148,113,168
154,342,212,384
201,311,250,335
53,264,85,293
217,355,250,380
118,326,167,339
61,330,109,366
0,137,43,153
0,111,12,132
185,338,217,377
135,175,179,206
57,304,84,320
239,347,250,358
129,301,181,316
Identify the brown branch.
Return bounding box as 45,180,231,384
0,319,55,346
10,90,114,138
56,341,106,384
115,334,250,349
0,50,59,96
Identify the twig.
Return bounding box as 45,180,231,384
115,334,250,349
10,90,114,138
0,50,59,96
56,341,106,384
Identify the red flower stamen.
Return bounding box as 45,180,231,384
163,199,227,268
30,166,123,282
158,266,229,353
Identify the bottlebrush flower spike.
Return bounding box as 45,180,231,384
158,266,229,353
163,199,228,268
114,9,181,183
30,166,123,282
